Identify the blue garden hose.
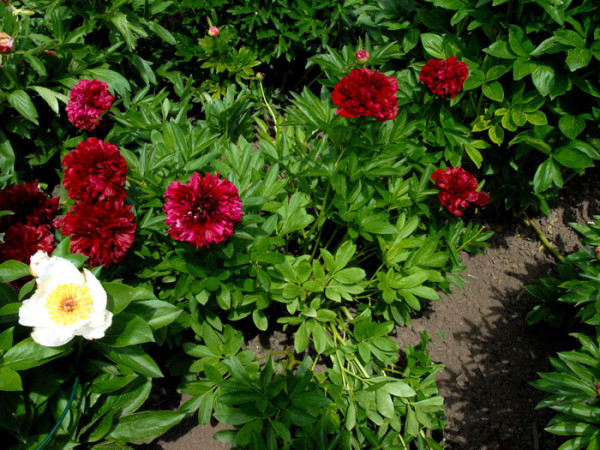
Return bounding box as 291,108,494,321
36,375,79,450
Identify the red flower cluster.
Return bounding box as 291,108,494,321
332,68,398,122
431,167,490,216
0,182,59,264
164,172,242,248
65,79,114,131
63,138,128,201
60,138,135,266
419,56,469,99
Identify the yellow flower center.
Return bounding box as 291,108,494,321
46,284,93,326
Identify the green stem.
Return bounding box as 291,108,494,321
259,80,278,139
523,215,564,262
456,226,487,252
37,375,79,450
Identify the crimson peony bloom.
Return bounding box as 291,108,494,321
431,167,489,216
0,182,60,232
0,224,54,264
0,32,13,54
65,79,114,131
62,137,128,202
60,200,136,267
164,172,242,248
355,49,370,64
332,68,398,122
419,56,469,99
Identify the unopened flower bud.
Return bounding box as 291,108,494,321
0,32,14,54
595,246,600,260
255,72,264,81
355,49,370,64
208,26,219,37
596,382,600,396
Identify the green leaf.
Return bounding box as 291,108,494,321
345,402,356,430
526,110,548,126
376,389,395,418
531,66,555,97
488,125,504,145
513,58,536,80
125,300,182,330
554,144,595,169
0,367,23,391
101,345,163,378
8,90,39,125
102,313,155,347
558,115,586,139
30,86,69,115
104,282,134,315
214,406,255,426
484,41,517,59
533,158,562,193
252,309,268,331
1,338,68,370
383,381,417,397
361,215,397,234
108,411,185,444
0,260,30,283
482,82,504,102
420,33,445,59
294,321,310,353
566,48,592,71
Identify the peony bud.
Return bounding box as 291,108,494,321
255,72,264,81
595,246,600,260
596,382,600,396
355,49,370,64
0,32,14,54
208,26,219,37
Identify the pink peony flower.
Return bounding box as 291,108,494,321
0,32,13,54
65,79,114,131
62,137,128,202
419,56,469,99
208,26,219,37
164,172,242,248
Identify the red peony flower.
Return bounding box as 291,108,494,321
60,200,136,267
63,137,128,202
419,56,469,99
332,68,398,122
355,49,370,64
431,167,489,216
164,172,242,248
0,224,54,264
0,32,13,54
0,182,60,232
65,79,114,131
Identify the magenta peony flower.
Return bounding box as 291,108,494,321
208,26,219,37
419,56,469,99
355,49,370,64
431,167,489,216
164,172,242,248
0,32,13,54
60,200,136,267
62,137,128,202
332,68,398,122
65,79,114,131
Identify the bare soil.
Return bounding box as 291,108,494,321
147,169,600,449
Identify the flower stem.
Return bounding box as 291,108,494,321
456,226,486,252
522,214,564,262
259,80,278,139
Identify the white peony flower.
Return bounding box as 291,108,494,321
19,251,112,347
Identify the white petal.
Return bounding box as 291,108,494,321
29,251,50,278
82,269,107,311
78,311,113,340
31,326,75,347
18,296,53,328
37,257,84,288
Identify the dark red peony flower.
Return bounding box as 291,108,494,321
62,137,128,202
431,167,489,216
164,172,242,248
419,56,469,99
332,68,398,122
65,79,114,131
0,182,60,232
0,224,54,263
60,199,136,267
